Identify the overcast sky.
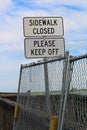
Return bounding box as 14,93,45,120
0,0,87,92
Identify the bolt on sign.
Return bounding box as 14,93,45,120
24,38,65,58
23,17,64,37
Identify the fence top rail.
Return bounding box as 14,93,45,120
0,97,16,107
21,56,65,69
20,53,87,69
70,53,87,62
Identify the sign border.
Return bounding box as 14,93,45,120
24,37,65,59
23,16,64,38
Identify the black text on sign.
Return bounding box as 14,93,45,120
23,17,64,37
24,38,65,58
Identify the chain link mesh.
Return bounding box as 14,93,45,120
47,60,63,115
65,57,87,130
20,64,45,93
13,54,87,130
13,58,64,130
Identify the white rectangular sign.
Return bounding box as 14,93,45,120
24,38,65,58
23,17,64,37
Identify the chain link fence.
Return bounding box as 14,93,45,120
13,53,87,130
64,55,87,130
13,56,65,130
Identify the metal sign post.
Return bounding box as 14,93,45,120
43,58,51,114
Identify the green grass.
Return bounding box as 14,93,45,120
30,89,87,96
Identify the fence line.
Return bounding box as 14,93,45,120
13,53,87,130
64,54,87,130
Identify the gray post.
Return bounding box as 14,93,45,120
44,58,51,114
57,52,69,130
57,52,73,130
59,52,70,130
17,65,23,102
13,65,23,130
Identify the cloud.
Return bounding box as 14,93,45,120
17,9,50,17
0,0,87,92
20,0,87,6
66,40,87,55
0,0,87,54
0,15,23,51
0,0,13,12
0,0,87,53
0,55,19,92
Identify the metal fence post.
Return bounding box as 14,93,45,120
57,52,73,130
57,52,69,130
13,65,22,130
17,65,23,102
44,58,51,114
